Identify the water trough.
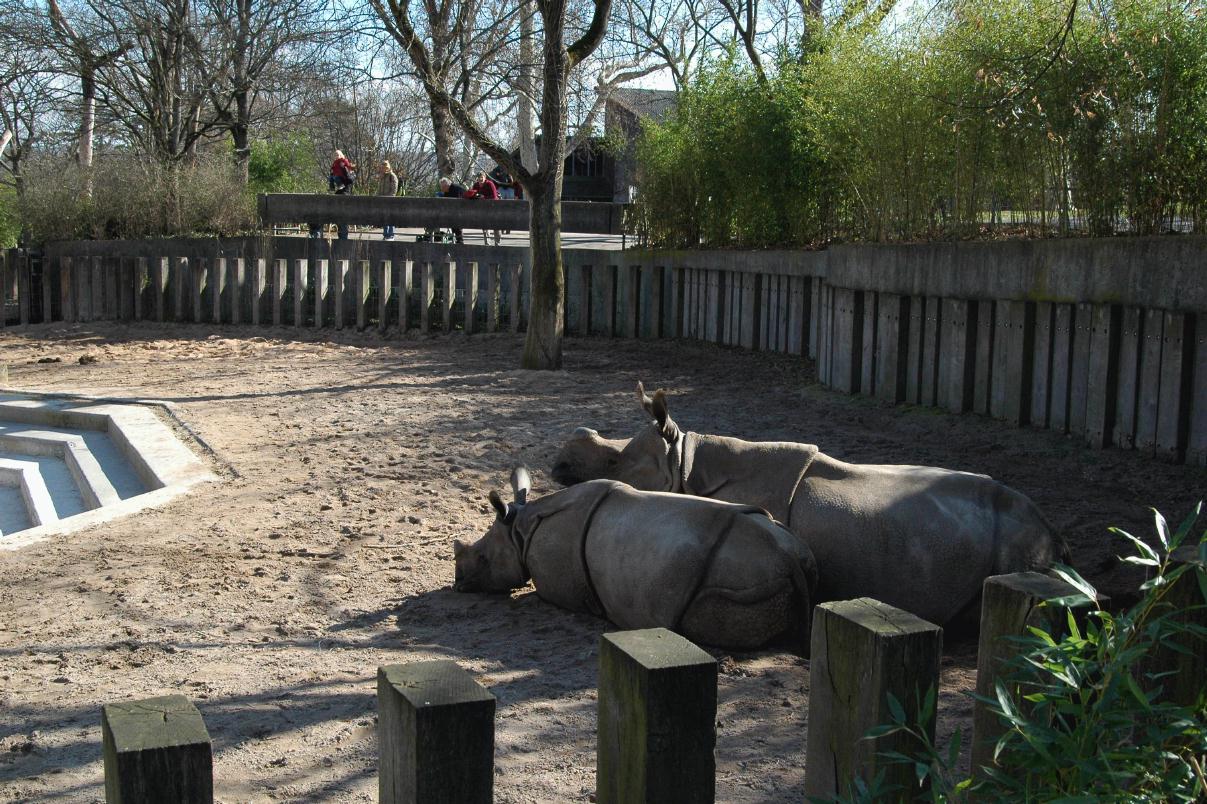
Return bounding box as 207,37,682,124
0,394,217,549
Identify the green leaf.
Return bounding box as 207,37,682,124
1051,564,1098,603
1154,508,1170,549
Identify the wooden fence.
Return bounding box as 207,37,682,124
4,234,1206,465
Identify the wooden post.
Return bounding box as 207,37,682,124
60,256,76,323
101,694,212,804
377,661,495,804
971,573,1104,777
1146,546,1207,705
805,598,942,800
355,260,371,331
597,628,717,804
1156,311,1191,462
104,256,119,319
44,255,59,324
153,258,168,322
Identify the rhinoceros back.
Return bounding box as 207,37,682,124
522,480,816,650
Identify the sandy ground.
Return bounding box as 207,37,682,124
0,323,1203,803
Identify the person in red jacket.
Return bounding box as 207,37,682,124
464,171,500,243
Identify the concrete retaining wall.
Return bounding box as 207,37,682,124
6,235,1205,465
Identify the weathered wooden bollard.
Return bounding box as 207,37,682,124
970,572,1102,775
377,661,495,804
1147,546,1207,706
596,628,717,804
804,598,942,800
101,694,212,804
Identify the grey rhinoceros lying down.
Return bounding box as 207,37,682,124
452,468,819,651
550,384,1070,628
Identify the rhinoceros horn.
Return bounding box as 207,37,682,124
511,466,531,506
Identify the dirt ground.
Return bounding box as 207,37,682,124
0,323,1203,803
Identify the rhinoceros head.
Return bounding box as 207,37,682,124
453,467,530,593
550,382,680,490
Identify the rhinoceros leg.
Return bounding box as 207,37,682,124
679,581,799,651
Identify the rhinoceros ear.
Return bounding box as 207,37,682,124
511,466,531,506
488,490,508,520
637,381,656,416
652,389,680,442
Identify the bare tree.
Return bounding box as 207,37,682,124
45,0,129,196
197,0,333,182
373,0,613,369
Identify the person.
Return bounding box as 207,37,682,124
464,171,501,244
438,176,466,244
312,149,356,240
490,165,515,200
378,160,399,239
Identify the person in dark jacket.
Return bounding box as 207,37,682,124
438,176,466,244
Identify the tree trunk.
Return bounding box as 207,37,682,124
79,69,96,200
431,100,457,178
517,0,538,172
522,175,564,369
233,90,251,185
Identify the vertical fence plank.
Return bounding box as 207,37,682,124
905,295,924,403
597,628,717,804
332,259,349,330
191,257,207,324
104,256,119,320
938,298,974,413
377,661,495,804
378,260,394,333
44,255,59,324
250,258,266,326
805,598,942,800
59,256,75,324
669,267,683,338
1156,311,1191,462
702,269,718,344
875,293,907,404
788,276,806,356
355,260,372,332
1135,308,1165,454
510,263,523,333
133,257,148,322
227,258,245,325
210,258,225,324
1030,302,1054,428
102,694,212,804
1048,304,1073,432
1187,317,1207,466
919,295,941,406
292,259,308,328
641,266,662,339
153,257,167,322
0,250,7,329
271,258,287,326
420,262,434,333
463,262,478,334
90,256,105,322
312,259,329,327
860,291,877,395
739,273,757,350
1085,304,1118,448
1068,303,1093,436
399,260,414,333
16,251,31,325
1114,307,1142,450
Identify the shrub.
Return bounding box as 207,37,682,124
248,134,323,196
19,153,257,243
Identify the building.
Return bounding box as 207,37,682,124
604,88,678,203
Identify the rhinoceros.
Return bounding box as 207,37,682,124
550,384,1069,628
452,468,819,651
